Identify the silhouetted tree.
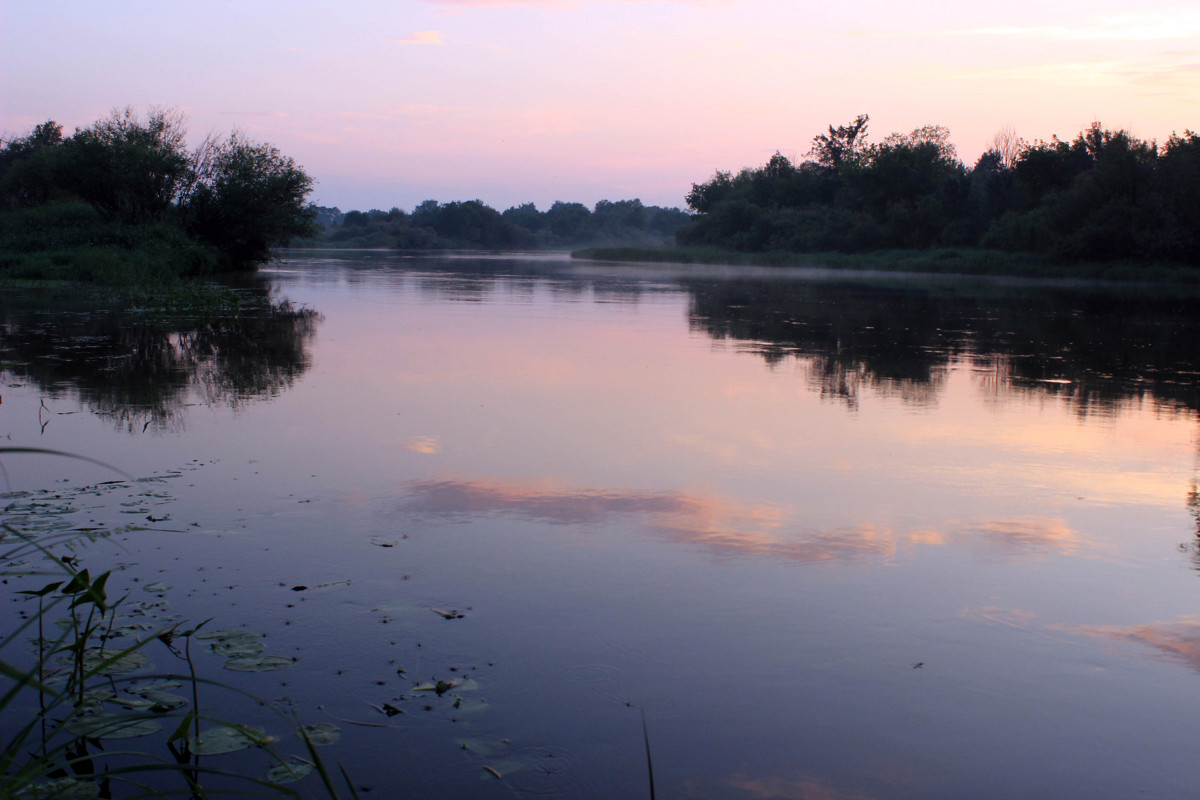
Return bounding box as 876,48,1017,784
181,130,315,269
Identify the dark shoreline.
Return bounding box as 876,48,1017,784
572,245,1200,285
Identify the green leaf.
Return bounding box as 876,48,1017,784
65,712,161,739
189,724,270,755
167,709,195,743
13,776,101,799
301,722,341,746
224,654,293,672
267,761,313,784
82,648,148,675
17,580,63,597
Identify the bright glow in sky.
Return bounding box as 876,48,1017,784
2,0,1197,211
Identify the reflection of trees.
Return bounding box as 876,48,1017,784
0,288,321,432
686,280,1200,416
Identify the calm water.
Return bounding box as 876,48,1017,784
4,252,1200,798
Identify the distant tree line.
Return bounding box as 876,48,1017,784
302,198,691,250
0,107,315,277
679,115,1200,264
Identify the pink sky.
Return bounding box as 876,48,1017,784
2,0,1197,211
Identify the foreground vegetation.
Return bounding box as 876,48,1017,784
1,452,356,799
0,109,316,285
299,198,690,250
672,115,1200,277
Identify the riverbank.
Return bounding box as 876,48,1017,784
572,245,1200,284
0,202,218,285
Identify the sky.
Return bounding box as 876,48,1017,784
2,0,1198,212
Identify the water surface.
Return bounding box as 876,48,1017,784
4,252,1200,799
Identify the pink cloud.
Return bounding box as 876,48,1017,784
395,30,446,45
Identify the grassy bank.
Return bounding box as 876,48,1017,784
573,245,1200,284
0,202,219,286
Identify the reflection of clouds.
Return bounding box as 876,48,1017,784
725,773,876,800
401,479,793,553
956,518,1082,558
403,436,442,455
1074,622,1200,673
960,606,1039,631
399,478,1083,564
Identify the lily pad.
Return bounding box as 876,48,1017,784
267,761,313,784
224,654,294,672
211,639,266,658
189,725,269,755
66,713,161,739
314,579,351,590
15,777,100,799
301,722,341,746
413,679,459,696
196,628,258,643
82,649,149,675
456,736,507,757
139,690,189,711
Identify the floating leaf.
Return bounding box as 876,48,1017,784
414,679,459,696
196,628,257,642
456,737,506,757
314,579,351,590
131,679,182,693
431,608,464,620
198,630,265,657
301,722,341,746
142,582,170,593
224,654,294,672
110,696,157,710
189,725,269,755
211,639,266,658
452,696,490,717
267,761,313,784
14,777,101,799
83,649,149,675
139,690,189,711
66,713,161,739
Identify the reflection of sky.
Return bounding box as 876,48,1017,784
1075,622,1200,674
7,258,1200,799
400,477,1085,562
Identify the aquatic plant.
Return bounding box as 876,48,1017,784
0,449,356,799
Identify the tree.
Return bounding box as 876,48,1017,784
65,107,190,222
808,114,870,170
181,131,315,269
0,121,67,206
991,125,1022,170
685,170,734,214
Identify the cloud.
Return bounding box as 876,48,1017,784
957,11,1200,42
395,30,445,45
415,0,708,7
943,56,1200,94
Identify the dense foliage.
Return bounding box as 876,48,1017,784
679,116,1200,265
0,108,316,280
302,198,691,250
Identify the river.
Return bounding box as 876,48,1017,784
3,251,1200,799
